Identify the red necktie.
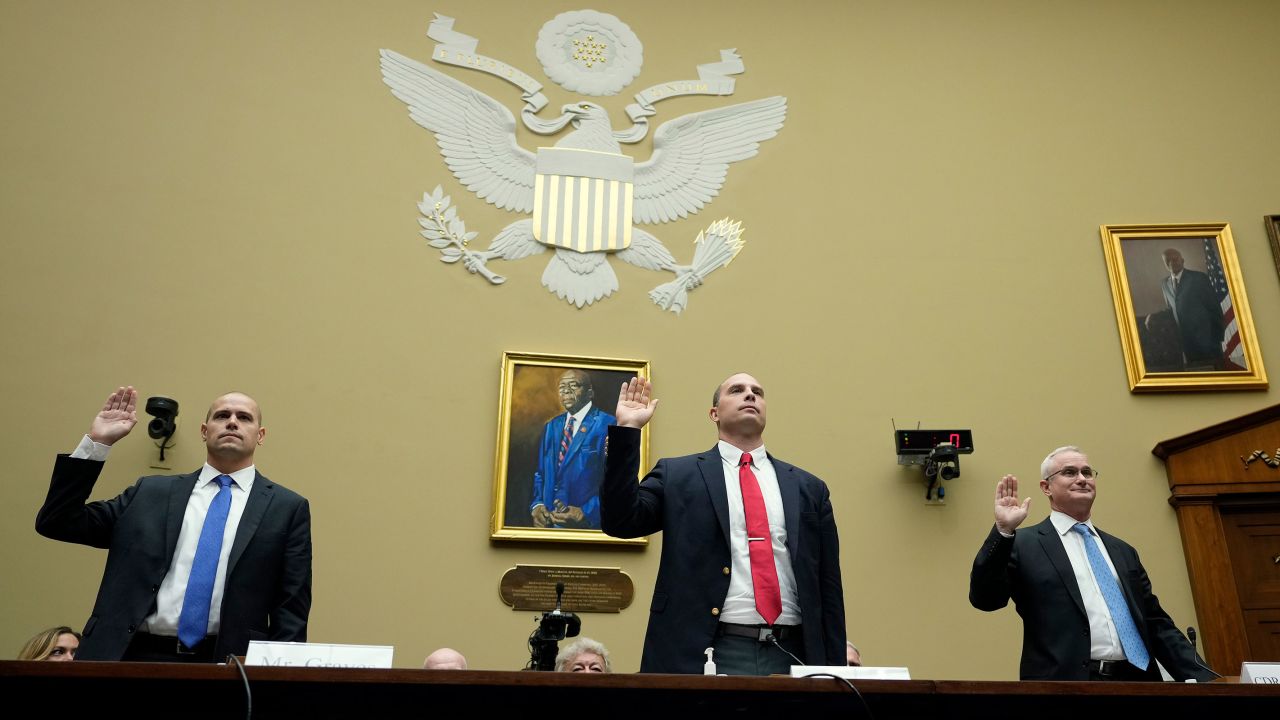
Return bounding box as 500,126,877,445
739,452,782,625
558,415,575,467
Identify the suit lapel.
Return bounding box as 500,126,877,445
697,447,732,549
165,472,200,561
228,472,274,576
1034,518,1087,617
770,455,801,560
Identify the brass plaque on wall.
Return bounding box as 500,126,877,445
499,565,634,613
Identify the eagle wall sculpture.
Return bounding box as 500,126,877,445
380,10,786,313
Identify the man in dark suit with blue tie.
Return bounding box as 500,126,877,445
969,446,1213,681
36,387,312,662
530,369,615,529
600,374,845,674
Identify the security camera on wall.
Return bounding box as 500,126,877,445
145,396,179,464
895,430,973,503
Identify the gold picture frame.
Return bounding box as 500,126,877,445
1266,214,1280,281
490,351,650,544
1100,222,1267,392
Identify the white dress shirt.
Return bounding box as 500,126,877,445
71,435,254,638
716,441,801,625
1048,510,1126,661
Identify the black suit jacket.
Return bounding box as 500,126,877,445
600,426,845,673
1162,269,1224,363
969,518,1211,680
35,455,313,661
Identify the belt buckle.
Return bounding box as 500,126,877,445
1096,659,1116,676
176,638,197,655
757,626,779,642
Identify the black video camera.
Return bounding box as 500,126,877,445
526,582,581,671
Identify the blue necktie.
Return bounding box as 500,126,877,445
178,474,234,648
1072,523,1150,670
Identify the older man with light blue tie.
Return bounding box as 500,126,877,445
969,445,1214,681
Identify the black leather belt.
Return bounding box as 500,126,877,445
715,623,801,642
130,632,218,659
1086,658,1148,680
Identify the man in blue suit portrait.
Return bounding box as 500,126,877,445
529,369,615,529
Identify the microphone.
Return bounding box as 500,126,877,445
1185,626,1222,680
764,633,804,667
525,581,580,670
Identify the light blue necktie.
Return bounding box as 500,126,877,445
1072,523,1150,670
178,474,234,648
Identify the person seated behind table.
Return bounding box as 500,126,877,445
423,647,468,670
554,637,611,673
18,626,80,661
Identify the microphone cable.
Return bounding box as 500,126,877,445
765,634,875,720
226,653,253,720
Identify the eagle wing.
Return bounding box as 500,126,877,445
632,96,786,225
380,49,536,213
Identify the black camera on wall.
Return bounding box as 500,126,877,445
145,396,179,461
145,397,179,439
895,430,974,501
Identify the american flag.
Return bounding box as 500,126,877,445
1203,238,1245,370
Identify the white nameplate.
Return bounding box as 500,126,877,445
244,640,394,668
1240,662,1280,684
791,665,911,680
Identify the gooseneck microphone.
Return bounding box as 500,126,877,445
765,634,804,667
1185,626,1223,679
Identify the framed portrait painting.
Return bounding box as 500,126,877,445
1099,222,1267,392
490,351,650,544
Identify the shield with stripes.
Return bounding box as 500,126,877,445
533,147,634,252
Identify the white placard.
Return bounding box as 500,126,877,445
790,665,911,680
1239,662,1280,684
244,641,394,668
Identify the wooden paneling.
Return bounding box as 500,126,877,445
1154,404,1280,672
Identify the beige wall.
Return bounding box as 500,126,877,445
2,0,1277,678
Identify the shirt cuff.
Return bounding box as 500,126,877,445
70,434,112,462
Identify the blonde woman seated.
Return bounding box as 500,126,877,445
18,626,80,661
554,637,611,673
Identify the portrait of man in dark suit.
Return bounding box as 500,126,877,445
1144,248,1225,370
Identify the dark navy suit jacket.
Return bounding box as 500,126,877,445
1161,269,1224,363
36,455,312,661
969,517,1212,680
601,426,845,673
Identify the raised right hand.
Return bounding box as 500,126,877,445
88,386,138,446
615,376,658,429
993,474,1030,534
